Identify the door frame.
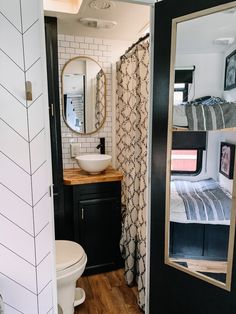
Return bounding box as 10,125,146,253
43,0,156,312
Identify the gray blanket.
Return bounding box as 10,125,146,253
172,179,231,222
185,102,236,130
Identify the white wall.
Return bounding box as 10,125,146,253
0,0,56,313
58,34,131,168
223,43,236,102
218,132,236,193
205,131,236,194
176,52,224,100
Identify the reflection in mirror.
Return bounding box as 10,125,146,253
62,56,106,134
166,4,236,291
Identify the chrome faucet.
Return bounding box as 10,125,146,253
96,138,105,154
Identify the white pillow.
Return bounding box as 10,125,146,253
173,105,188,127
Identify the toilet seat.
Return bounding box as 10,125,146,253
56,240,85,272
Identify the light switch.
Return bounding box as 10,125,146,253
70,143,81,158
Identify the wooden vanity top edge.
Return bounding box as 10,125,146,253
63,167,123,185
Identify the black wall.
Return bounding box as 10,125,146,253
150,1,236,313
44,17,64,239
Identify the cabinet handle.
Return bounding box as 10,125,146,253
81,208,84,220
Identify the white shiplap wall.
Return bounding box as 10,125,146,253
0,0,56,313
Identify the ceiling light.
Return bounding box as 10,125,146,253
214,37,235,45
79,18,117,29
43,0,83,14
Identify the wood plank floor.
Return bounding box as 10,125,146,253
75,269,143,314
170,258,227,273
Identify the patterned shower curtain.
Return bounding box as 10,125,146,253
116,40,149,310
95,69,106,129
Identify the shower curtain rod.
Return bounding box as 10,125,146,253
120,33,150,59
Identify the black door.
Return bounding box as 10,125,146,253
150,0,236,313
76,197,121,274
44,17,64,239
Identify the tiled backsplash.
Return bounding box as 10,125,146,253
58,34,114,168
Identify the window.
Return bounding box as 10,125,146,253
171,149,203,175
174,83,188,105
174,68,195,105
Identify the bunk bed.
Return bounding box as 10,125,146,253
169,178,231,260
173,96,236,131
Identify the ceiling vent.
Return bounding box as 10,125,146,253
79,18,117,29
89,0,115,10
214,37,235,45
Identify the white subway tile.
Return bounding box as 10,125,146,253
58,34,65,40
58,33,114,166
75,36,84,43
94,38,103,44
102,62,111,68
80,43,89,49
75,49,85,55
85,49,93,55
66,47,75,54
60,41,69,47
65,35,75,42
58,47,65,53
99,56,108,62
60,53,70,59
85,37,93,44
83,143,91,148
103,50,112,57
70,42,80,48
102,39,113,45
99,44,107,51
89,44,98,50
94,50,102,56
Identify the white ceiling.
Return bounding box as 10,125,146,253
43,0,83,14
176,7,236,55
44,0,150,41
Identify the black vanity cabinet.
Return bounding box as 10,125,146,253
64,174,123,275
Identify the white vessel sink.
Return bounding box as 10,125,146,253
75,154,112,174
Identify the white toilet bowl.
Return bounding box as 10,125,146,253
56,240,87,314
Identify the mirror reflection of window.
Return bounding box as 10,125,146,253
174,83,189,105
171,149,199,173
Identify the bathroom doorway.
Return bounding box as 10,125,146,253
44,0,154,312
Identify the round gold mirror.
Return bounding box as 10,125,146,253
61,56,106,135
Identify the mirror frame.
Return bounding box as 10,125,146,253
165,1,236,291
61,56,107,135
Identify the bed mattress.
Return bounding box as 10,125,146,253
170,178,231,225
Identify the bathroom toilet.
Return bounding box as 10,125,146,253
56,240,87,314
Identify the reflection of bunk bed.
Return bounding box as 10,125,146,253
169,178,231,260
173,96,236,131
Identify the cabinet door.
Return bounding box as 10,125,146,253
77,197,121,273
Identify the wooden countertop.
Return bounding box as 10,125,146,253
63,167,123,185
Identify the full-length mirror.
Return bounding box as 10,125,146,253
166,3,236,290
62,56,106,134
